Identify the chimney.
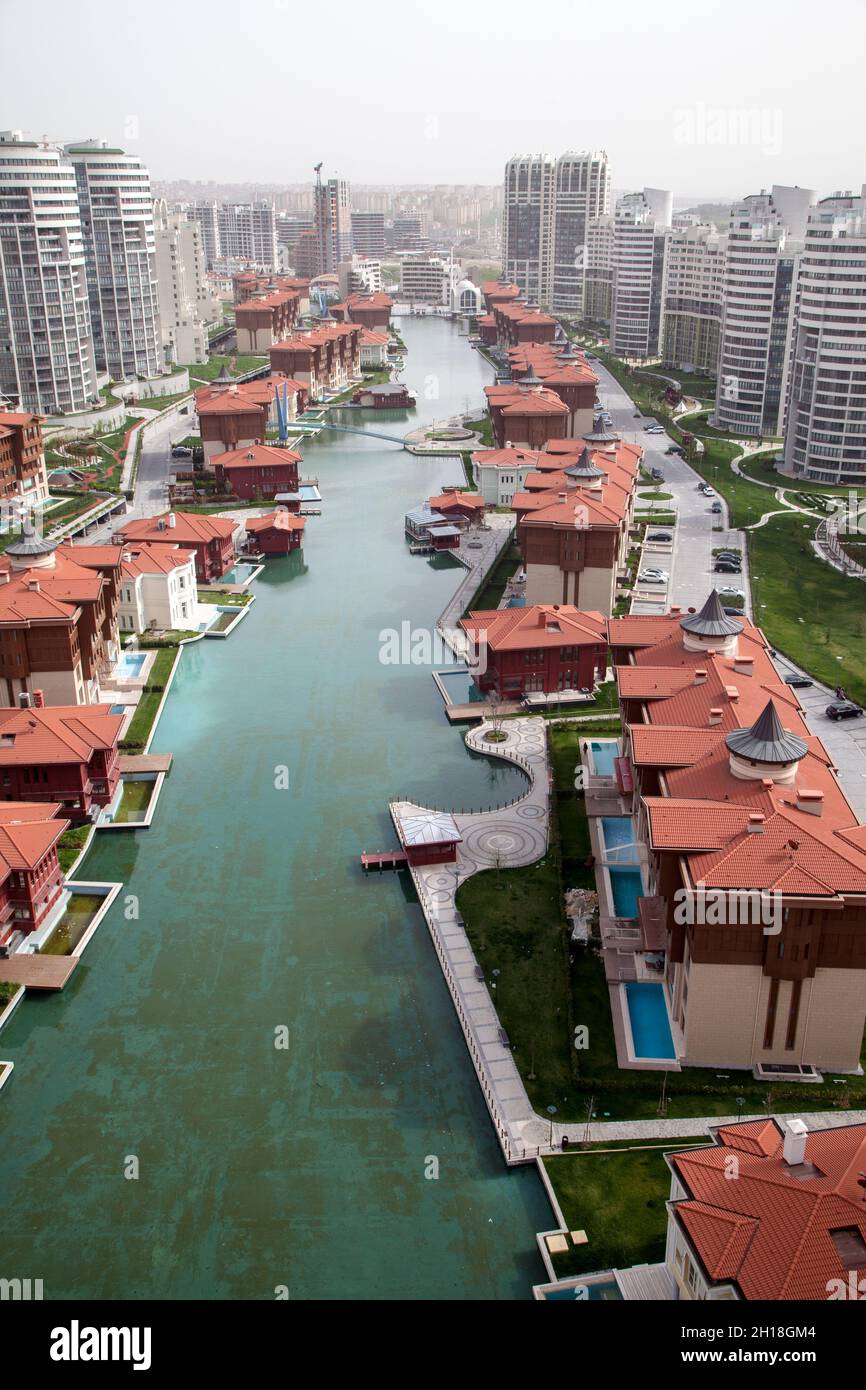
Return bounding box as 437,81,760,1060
18,691,32,709
26,579,40,592
558,492,567,503
694,668,707,684
747,813,765,834
734,655,754,676
783,1118,808,1167
796,789,824,817
709,707,724,725
670,605,681,616
33,688,44,708
725,685,740,702
0,571,9,585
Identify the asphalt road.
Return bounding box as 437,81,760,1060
592,356,866,818
85,401,193,543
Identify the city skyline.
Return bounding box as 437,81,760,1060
3,0,865,193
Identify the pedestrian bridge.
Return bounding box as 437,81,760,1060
291,420,407,446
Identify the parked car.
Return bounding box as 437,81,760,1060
714,559,741,573
711,501,723,514
639,571,668,585
784,673,814,688
633,412,642,419
717,587,745,599
647,531,673,542
723,606,743,616
715,550,740,562
701,486,716,497
651,467,665,481
826,700,864,721
641,567,669,579
171,446,192,458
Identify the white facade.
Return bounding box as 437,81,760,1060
551,151,611,314
784,187,866,483
400,254,460,305
585,214,614,324
0,132,97,414
611,191,670,359
216,202,278,272
714,185,816,437
351,211,386,258
153,200,217,365
452,278,482,316
503,153,556,306
192,202,221,269
119,548,197,634
660,224,726,376
337,255,382,299
66,140,163,381
315,177,352,274
472,451,538,505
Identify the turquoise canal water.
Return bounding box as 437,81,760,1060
0,317,552,1300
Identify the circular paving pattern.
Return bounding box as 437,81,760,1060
517,802,545,819
461,820,545,864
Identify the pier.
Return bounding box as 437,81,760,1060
360,849,409,871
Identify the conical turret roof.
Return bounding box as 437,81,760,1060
725,699,808,765
583,413,620,444
680,590,744,638
564,446,605,480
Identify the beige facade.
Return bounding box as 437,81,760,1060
670,956,866,1072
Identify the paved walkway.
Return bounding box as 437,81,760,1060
392,716,551,1162
436,512,514,659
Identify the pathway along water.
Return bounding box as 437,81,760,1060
0,316,552,1300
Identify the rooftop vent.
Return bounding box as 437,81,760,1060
783,1118,808,1167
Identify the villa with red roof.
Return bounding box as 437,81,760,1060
119,544,197,635
195,372,307,464
470,447,542,506
330,291,393,333
244,510,305,556
484,382,569,450
234,287,302,353
664,1117,866,1301
0,802,70,949
358,328,390,368
508,343,599,437
459,604,607,698
605,592,866,1072
0,534,123,707
514,434,641,614
210,442,301,501
0,410,49,508
0,703,122,823
115,511,237,583
426,488,486,525
269,324,362,400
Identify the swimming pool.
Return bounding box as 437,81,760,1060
436,668,483,704
541,1277,622,1301
114,652,145,679
624,981,676,1060
221,562,258,585
609,866,644,918
600,817,641,864
590,740,619,777
109,704,126,716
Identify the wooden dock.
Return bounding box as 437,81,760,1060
360,850,409,872
119,753,172,773
0,955,79,990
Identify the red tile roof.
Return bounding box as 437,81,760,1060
0,705,122,766
460,604,605,652
670,1120,866,1300
117,511,236,546
121,544,196,578
210,443,302,472
245,511,305,535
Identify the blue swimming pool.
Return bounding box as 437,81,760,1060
109,704,126,716
221,562,258,585
591,740,619,777
542,1277,622,1301
114,652,145,679
625,982,676,1060
609,866,644,918
600,817,641,864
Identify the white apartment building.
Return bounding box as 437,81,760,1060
503,153,556,306
0,132,97,415
337,255,382,299
192,202,221,269
784,187,866,483
153,200,218,366
610,191,671,359
400,254,460,305
714,185,816,437
66,140,163,381
216,202,278,272
119,543,197,635
660,224,727,377
315,178,352,275
551,151,611,314
351,212,385,258
471,447,540,505
585,214,615,324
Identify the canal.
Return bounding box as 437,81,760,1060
0,315,553,1300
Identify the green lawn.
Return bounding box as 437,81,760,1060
748,511,866,704
119,650,178,751
462,539,521,613
183,354,268,383
465,416,493,445
543,1143,707,1278
57,825,92,875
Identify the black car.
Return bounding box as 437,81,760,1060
633,412,641,419
723,606,743,616
826,701,864,721
715,551,740,563
647,531,673,542
651,468,665,481
714,559,742,573
171,445,193,459
783,673,813,689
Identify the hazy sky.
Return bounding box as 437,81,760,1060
3,0,864,198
